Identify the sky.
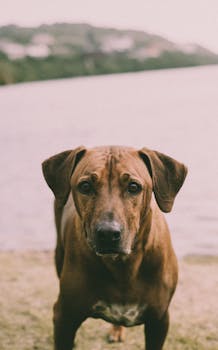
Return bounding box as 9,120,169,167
1,0,218,52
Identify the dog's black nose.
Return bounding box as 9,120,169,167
95,221,122,253
97,227,121,243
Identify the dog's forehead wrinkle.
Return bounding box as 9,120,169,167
83,146,136,166
75,147,151,188
88,146,137,165
77,149,111,175
90,145,135,153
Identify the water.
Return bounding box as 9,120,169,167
0,66,218,257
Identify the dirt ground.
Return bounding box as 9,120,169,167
0,251,217,350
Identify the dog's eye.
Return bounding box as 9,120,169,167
127,182,142,195
78,181,93,195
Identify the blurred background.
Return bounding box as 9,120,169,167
0,0,218,257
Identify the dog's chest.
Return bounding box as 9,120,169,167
91,300,147,326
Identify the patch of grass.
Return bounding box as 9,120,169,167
0,252,217,349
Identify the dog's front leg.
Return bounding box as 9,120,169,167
144,310,169,350
53,298,85,350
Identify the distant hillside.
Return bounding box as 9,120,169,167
0,23,218,85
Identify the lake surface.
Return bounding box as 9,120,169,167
0,66,218,257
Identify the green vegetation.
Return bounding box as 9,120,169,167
1,50,218,86
0,23,218,85
0,251,218,349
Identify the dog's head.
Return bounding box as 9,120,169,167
42,146,187,257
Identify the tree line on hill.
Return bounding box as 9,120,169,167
0,23,218,85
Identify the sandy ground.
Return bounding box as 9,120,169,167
0,252,217,350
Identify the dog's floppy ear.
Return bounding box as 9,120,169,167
139,148,187,213
42,146,86,206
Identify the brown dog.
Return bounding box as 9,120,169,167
42,146,187,350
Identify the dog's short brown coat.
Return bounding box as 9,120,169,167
42,146,187,350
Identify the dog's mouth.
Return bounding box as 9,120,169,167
86,238,131,257
95,247,131,258
85,226,132,258
96,251,119,259
96,248,120,256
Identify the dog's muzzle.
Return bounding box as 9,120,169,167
94,221,123,255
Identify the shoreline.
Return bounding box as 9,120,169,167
1,63,218,88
